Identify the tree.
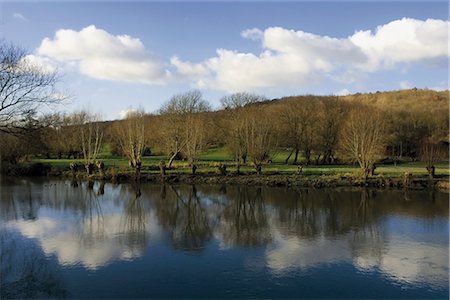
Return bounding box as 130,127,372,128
114,110,147,179
277,96,319,165
246,106,275,175
317,97,347,164
420,139,447,178
340,106,385,180
159,90,210,169
72,111,103,175
0,41,64,135
220,92,264,171
184,113,208,174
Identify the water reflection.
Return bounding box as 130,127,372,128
1,180,156,270
0,179,448,296
0,230,67,299
153,185,212,251
217,186,272,248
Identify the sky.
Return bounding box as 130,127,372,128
1,1,448,120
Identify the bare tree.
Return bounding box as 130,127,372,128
115,110,146,179
0,41,64,135
220,92,264,172
420,138,447,178
72,111,103,175
317,97,347,164
185,113,208,174
278,97,319,165
159,90,210,168
340,107,385,180
246,106,275,175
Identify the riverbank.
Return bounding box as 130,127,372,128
2,161,448,190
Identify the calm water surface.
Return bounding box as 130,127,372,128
1,178,448,299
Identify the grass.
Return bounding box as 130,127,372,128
30,147,449,178
32,145,450,177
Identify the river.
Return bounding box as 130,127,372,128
1,178,448,299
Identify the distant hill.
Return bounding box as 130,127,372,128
339,89,449,113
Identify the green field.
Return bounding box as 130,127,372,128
30,147,450,178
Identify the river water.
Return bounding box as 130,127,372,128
1,178,448,299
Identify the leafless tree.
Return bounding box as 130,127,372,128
0,41,65,135
115,110,147,179
72,111,103,175
340,107,385,180
246,106,275,175
159,90,210,168
278,97,318,165
317,97,347,164
185,113,208,174
220,92,264,171
420,138,447,178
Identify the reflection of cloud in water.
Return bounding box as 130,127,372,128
266,231,351,273
8,212,159,270
266,230,448,289
377,240,448,289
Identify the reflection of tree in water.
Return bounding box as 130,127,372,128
79,180,105,247
266,188,384,239
0,231,67,299
154,185,212,252
220,186,272,247
349,189,384,261
119,183,149,254
275,189,321,238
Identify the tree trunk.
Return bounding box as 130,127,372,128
362,167,370,183
293,148,300,164
168,151,179,168
284,148,294,164
304,149,311,165
85,163,94,175
255,163,262,175
315,154,321,165
370,163,376,176
218,163,227,175
426,165,435,178
191,164,197,175
134,162,141,180
159,160,167,176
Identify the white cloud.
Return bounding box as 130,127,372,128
351,18,449,71
37,25,168,84
399,80,412,89
171,18,449,92
12,12,28,22
336,88,351,96
20,54,57,74
33,18,448,92
119,107,137,119
241,28,263,41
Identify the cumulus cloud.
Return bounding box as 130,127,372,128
171,18,449,92
37,25,168,84
20,54,57,74
33,18,448,91
350,18,449,71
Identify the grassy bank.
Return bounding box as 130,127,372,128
3,147,449,190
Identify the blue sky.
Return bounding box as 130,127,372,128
2,1,448,120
